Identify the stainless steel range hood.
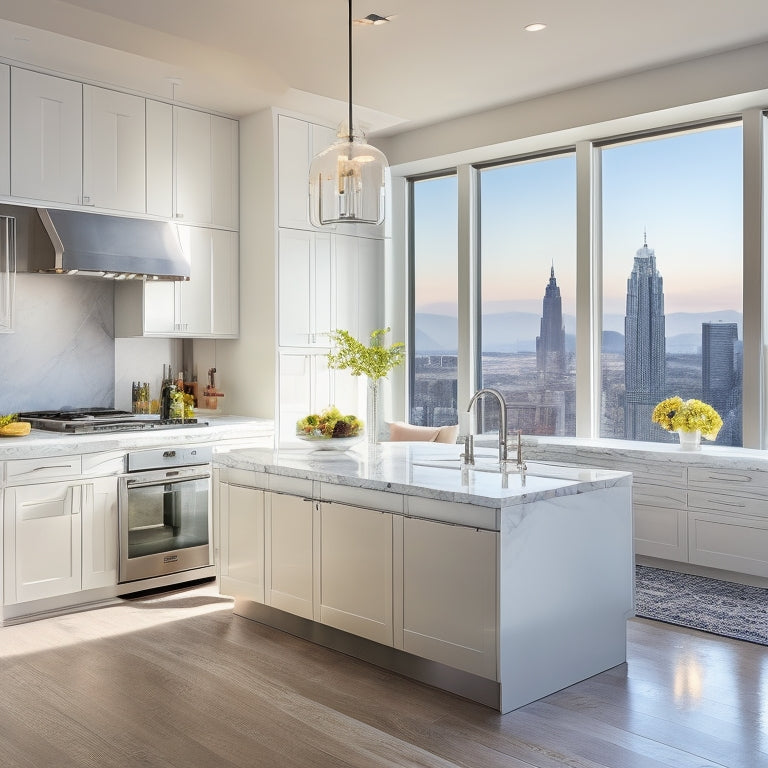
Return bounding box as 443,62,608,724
36,209,190,280
0,203,190,280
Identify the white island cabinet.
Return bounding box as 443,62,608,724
216,443,633,713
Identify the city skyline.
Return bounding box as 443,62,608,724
413,123,742,319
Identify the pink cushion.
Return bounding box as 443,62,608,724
388,422,459,444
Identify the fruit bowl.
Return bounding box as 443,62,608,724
296,434,362,451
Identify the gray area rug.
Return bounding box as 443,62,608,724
635,565,768,646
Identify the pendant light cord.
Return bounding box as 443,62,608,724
347,0,353,141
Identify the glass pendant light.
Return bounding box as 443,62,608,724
309,0,388,227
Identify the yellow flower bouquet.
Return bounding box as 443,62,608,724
651,396,723,440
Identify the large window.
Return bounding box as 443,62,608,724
409,174,458,426
600,124,743,446
478,153,577,436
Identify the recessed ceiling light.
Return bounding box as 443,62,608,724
354,13,395,25
524,22,547,32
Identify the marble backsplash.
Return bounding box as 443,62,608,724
0,274,115,414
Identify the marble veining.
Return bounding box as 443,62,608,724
0,274,114,413
516,435,768,473
215,442,631,509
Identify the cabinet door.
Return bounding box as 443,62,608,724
146,100,173,217
266,492,314,619
278,115,310,230
211,229,239,337
334,234,359,338
357,237,384,339
278,352,333,444
143,280,177,335
633,484,688,560
317,502,393,645
219,483,265,602
177,225,212,335
211,116,239,230
11,68,82,204
278,229,312,346
689,510,768,578
82,85,146,213
278,116,337,230
174,107,212,225
0,65,8,197
81,476,118,591
4,482,82,604
402,517,497,680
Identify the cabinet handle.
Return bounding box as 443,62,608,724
82,195,94,206
174,213,184,219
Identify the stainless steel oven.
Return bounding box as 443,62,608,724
118,446,213,584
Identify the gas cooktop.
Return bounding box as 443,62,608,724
18,408,208,434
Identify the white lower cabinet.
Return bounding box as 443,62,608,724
3,476,118,604
317,502,393,645
219,483,265,603
402,516,498,680
81,477,119,591
4,482,82,603
632,484,688,560
266,492,314,619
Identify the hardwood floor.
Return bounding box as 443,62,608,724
0,583,766,768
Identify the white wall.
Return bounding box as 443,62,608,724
377,41,768,173
114,337,182,413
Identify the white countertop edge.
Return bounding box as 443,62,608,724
0,417,274,459
215,442,632,508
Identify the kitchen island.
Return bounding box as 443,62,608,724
215,442,633,713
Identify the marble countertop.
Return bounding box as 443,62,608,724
0,416,273,460
513,435,768,472
215,441,631,509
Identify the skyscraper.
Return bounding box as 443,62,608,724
536,265,566,378
702,322,739,417
624,236,666,440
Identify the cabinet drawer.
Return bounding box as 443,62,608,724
320,482,403,515
687,490,768,520
406,495,499,531
633,483,686,510
688,467,768,496
6,455,82,483
689,511,768,578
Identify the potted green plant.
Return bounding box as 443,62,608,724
327,328,405,443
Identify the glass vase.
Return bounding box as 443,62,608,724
677,429,701,451
367,378,381,444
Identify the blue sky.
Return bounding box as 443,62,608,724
413,123,743,318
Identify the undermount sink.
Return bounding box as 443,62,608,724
413,457,579,481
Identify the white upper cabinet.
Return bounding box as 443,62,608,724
211,229,239,337
278,114,335,230
146,100,173,218
278,228,332,347
83,85,146,213
211,116,239,230
0,65,9,197
11,68,82,205
334,234,384,340
174,107,238,229
115,225,238,339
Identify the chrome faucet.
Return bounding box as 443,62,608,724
466,388,508,464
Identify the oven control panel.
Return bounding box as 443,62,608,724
126,445,213,473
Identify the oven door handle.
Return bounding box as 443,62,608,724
124,472,211,490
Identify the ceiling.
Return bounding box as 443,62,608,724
1,0,768,137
